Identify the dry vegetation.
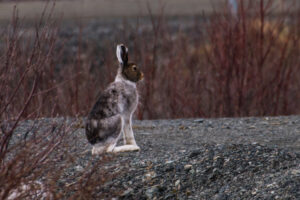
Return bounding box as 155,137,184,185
0,0,300,199
1,0,300,120
0,6,119,199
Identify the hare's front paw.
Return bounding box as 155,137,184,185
113,145,140,153
131,145,140,151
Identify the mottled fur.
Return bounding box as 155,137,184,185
85,44,143,154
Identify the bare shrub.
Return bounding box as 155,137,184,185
0,5,120,199
202,0,300,117
108,0,298,118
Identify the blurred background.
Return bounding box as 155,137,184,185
0,0,300,120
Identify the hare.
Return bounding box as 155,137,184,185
85,44,143,155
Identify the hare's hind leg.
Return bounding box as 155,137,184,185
90,116,122,155
92,136,120,155
92,143,106,155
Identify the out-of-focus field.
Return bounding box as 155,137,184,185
1,0,300,119
0,0,213,21
0,0,297,22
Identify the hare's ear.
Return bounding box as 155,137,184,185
116,44,128,66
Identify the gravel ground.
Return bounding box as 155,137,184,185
13,115,300,199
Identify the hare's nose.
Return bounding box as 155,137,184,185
140,72,144,80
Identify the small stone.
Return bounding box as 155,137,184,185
291,169,300,175
267,183,276,188
145,185,159,199
194,119,204,123
175,164,184,172
213,193,228,200
165,160,174,164
251,189,257,195
189,150,202,158
175,180,180,187
144,171,156,182
213,156,224,168
184,164,193,171
164,193,175,199
209,169,222,181
207,121,213,127
75,165,84,172
165,164,174,172
121,188,133,196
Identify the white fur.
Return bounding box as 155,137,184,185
116,44,128,64
118,101,125,113
91,44,140,155
116,45,123,64
92,144,106,155
113,145,140,153
91,119,98,127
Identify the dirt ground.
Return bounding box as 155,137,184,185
11,115,300,199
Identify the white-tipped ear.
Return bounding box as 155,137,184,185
116,44,128,65
116,45,123,63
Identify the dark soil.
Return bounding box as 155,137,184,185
13,116,300,199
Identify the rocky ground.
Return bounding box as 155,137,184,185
11,116,300,199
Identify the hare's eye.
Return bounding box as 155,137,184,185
133,66,137,71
